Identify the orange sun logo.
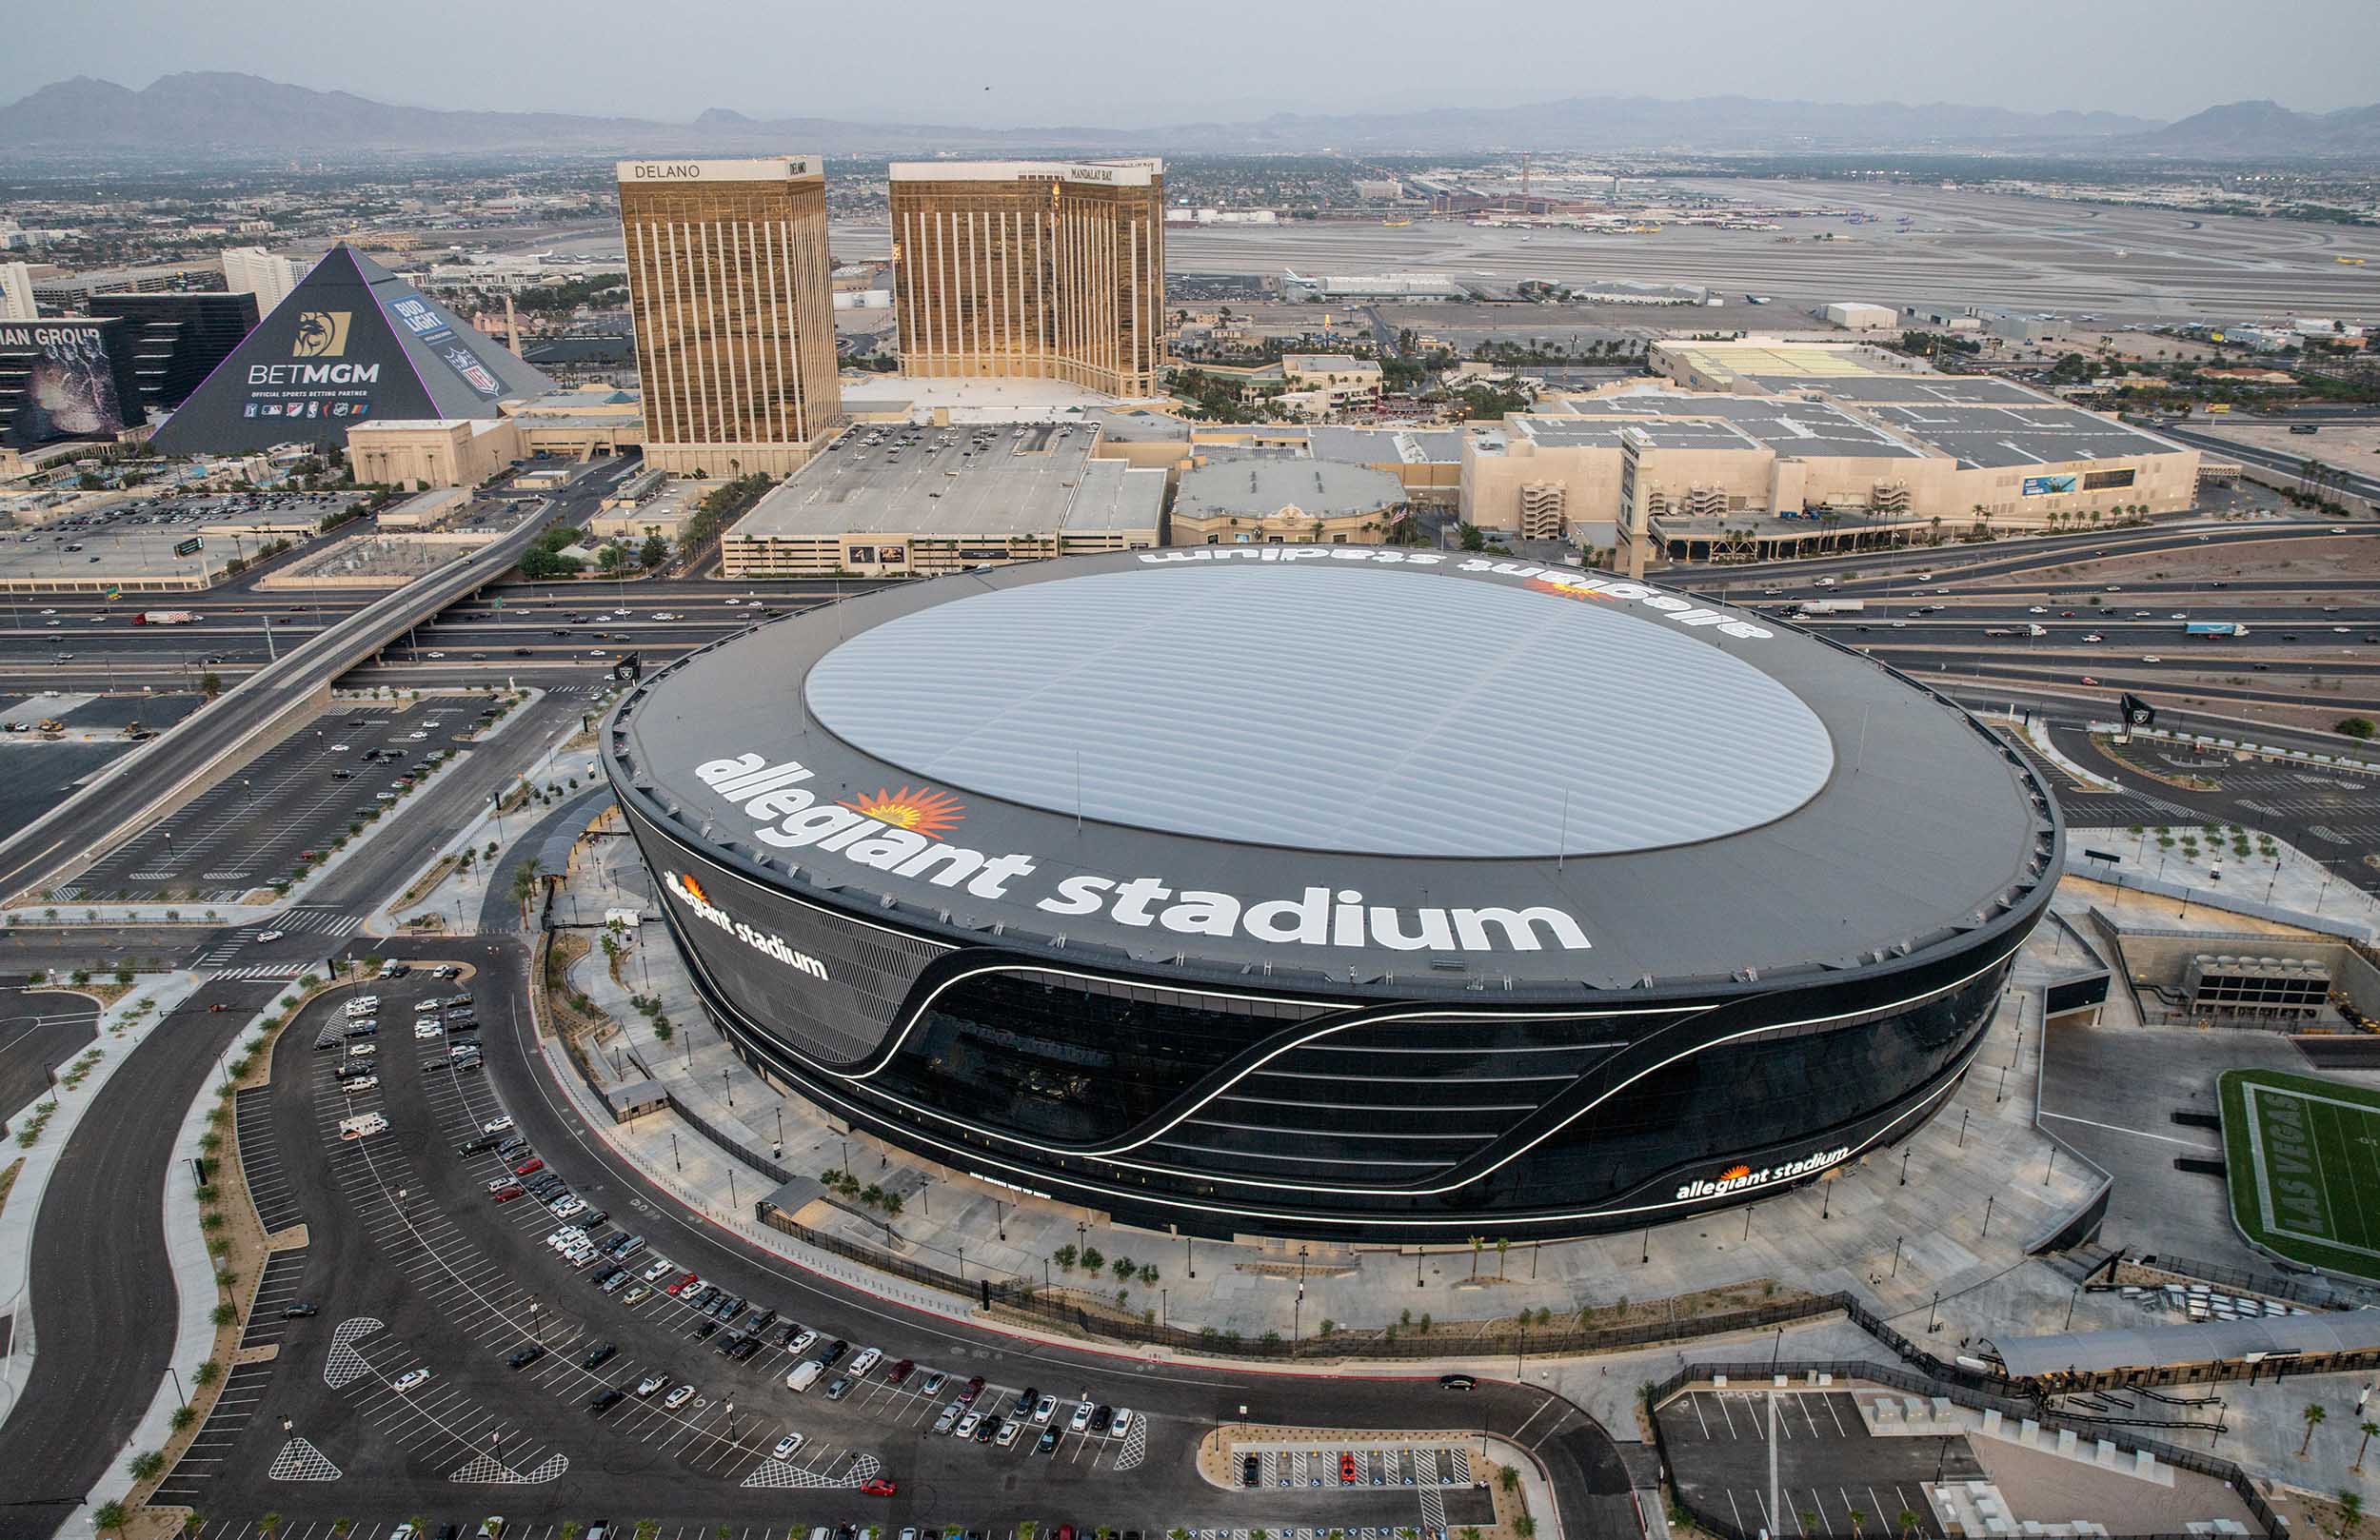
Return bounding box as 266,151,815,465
843,785,967,838
1719,1164,1754,1182
679,873,708,904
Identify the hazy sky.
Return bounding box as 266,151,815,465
10,0,2379,127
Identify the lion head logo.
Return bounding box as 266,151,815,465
291,311,350,358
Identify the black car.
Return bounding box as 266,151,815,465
508,1346,545,1370
973,1414,1001,1444
457,1135,499,1155
1242,1453,1261,1488
821,1338,850,1367
732,1336,762,1361
580,1209,610,1228
695,1321,720,1340
691,1286,719,1311
582,1341,617,1370
282,1302,319,1318
749,1307,778,1334
587,1388,625,1413
1438,1372,1478,1391
715,1333,747,1356
779,1320,806,1347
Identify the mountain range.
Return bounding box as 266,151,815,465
2,72,2376,160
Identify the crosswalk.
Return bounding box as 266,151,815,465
210,962,312,981
277,905,364,936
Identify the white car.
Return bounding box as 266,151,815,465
996,1419,1022,1448
1031,1393,1058,1425
2142,654,2163,663
640,1256,677,1282
953,1412,982,1440
551,1196,586,1218
2028,605,2048,615
415,1021,445,1038
788,1328,818,1355
848,1347,883,1377
483,1116,514,1134
2081,633,2104,643
347,1041,376,1057
664,1383,696,1409
341,1076,379,1094
1108,1407,1133,1438
256,930,285,941
636,1372,667,1397
392,1368,430,1393
1068,1401,1094,1432
772,1431,805,1460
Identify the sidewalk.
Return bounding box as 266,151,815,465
364,691,605,938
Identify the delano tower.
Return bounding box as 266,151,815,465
617,158,843,477
890,159,1164,397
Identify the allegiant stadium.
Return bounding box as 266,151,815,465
602,546,2059,1242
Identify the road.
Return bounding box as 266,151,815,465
2157,424,2380,503
0,461,635,904
0,976,288,1540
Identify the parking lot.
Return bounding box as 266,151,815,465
1657,1388,1980,1540
162,957,1501,1531
52,693,500,906
0,490,365,588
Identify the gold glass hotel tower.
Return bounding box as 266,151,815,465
617,157,843,477
890,159,1164,397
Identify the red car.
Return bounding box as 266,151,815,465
1340,1451,1359,1485
512,1156,545,1176
666,1272,700,1296
885,1358,914,1385
860,1477,897,1497
958,1374,985,1405
489,1183,525,1203
2079,676,2100,687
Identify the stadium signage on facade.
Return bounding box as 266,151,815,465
663,869,829,981
1134,546,1774,642
691,752,1592,956
1674,1143,1849,1202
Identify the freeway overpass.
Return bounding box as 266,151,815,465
0,460,635,902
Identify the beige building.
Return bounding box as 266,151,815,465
1462,369,2202,559
1279,353,1383,409
347,417,523,490
890,159,1165,397
617,157,842,478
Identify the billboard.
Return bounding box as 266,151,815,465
2083,468,2136,491
0,321,136,450
2020,474,2078,497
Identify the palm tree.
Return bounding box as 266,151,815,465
562,1524,583,1540
1898,1511,1924,1540
260,1514,283,1540
2303,1401,2330,1456
1849,1508,1868,1540
509,857,543,919
2338,1491,2367,1539
2357,1420,2380,1471
93,1504,128,1539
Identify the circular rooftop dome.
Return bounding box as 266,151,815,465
803,563,1835,858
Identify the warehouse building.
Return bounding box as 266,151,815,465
719,420,1164,578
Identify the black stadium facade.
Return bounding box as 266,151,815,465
605,548,2060,1242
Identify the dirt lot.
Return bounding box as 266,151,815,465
2191,416,2380,464
2014,534,2380,598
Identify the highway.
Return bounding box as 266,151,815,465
0,461,637,903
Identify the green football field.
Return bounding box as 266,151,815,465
2219,1068,2380,1282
